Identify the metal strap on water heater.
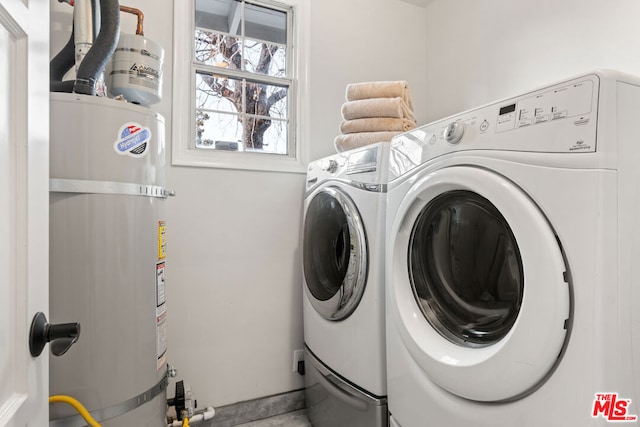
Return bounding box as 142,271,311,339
50,178,175,198
49,373,169,427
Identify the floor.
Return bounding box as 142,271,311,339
233,410,311,427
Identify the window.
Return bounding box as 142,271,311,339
173,0,309,172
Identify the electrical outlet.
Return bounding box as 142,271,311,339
292,349,305,372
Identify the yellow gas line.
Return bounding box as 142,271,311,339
49,395,102,427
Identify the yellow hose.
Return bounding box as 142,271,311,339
182,416,190,427
49,395,102,427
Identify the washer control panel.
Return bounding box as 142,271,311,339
495,79,594,134
389,73,600,179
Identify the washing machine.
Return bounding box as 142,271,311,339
385,70,640,426
303,142,390,427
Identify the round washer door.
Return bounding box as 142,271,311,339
303,186,368,321
389,165,570,402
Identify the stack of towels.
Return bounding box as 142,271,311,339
334,80,417,152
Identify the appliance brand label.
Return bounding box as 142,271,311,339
114,122,151,158
592,393,638,422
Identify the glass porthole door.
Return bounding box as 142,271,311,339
303,187,368,321
389,166,570,402
409,190,524,348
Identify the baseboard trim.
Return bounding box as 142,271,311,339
200,389,306,427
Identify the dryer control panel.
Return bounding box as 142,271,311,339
306,142,390,191
389,74,600,179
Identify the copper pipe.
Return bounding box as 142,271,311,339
119,5,144,36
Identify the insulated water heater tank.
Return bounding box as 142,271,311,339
49,92,169,426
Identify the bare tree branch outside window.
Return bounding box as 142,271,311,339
195,27,288,152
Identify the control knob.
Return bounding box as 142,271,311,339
323,159,338,174
443,121,465,145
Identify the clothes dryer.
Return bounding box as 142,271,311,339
386,70,640,426
303,142,389,427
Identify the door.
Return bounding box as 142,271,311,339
303,186,368,321
0,0,49,425
388,166,570,402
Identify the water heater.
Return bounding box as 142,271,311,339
49,92,169,426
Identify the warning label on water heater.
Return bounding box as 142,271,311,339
158,221,166,260
114,122,151,158
156,261,167,370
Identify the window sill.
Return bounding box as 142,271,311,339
171,147,308,174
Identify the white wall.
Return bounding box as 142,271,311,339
310,0,429,160
50,0,427,408
169,0,427,406
423,0,640,122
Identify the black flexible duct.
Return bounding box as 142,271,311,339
50,26,76,92
50,0,118,94
73,0,120,95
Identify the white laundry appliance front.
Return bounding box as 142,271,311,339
303,142,389,427
385,70,640,426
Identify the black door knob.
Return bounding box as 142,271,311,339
29,312,81,357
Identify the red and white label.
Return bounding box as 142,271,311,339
592,393,638,422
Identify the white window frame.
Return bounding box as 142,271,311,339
172,0,310,173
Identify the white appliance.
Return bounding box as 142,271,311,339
386,70,640,426
303,142,390,426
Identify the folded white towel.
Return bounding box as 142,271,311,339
341,97,415,122
346,81,414,110
340,117,416,134
334,131,400,153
